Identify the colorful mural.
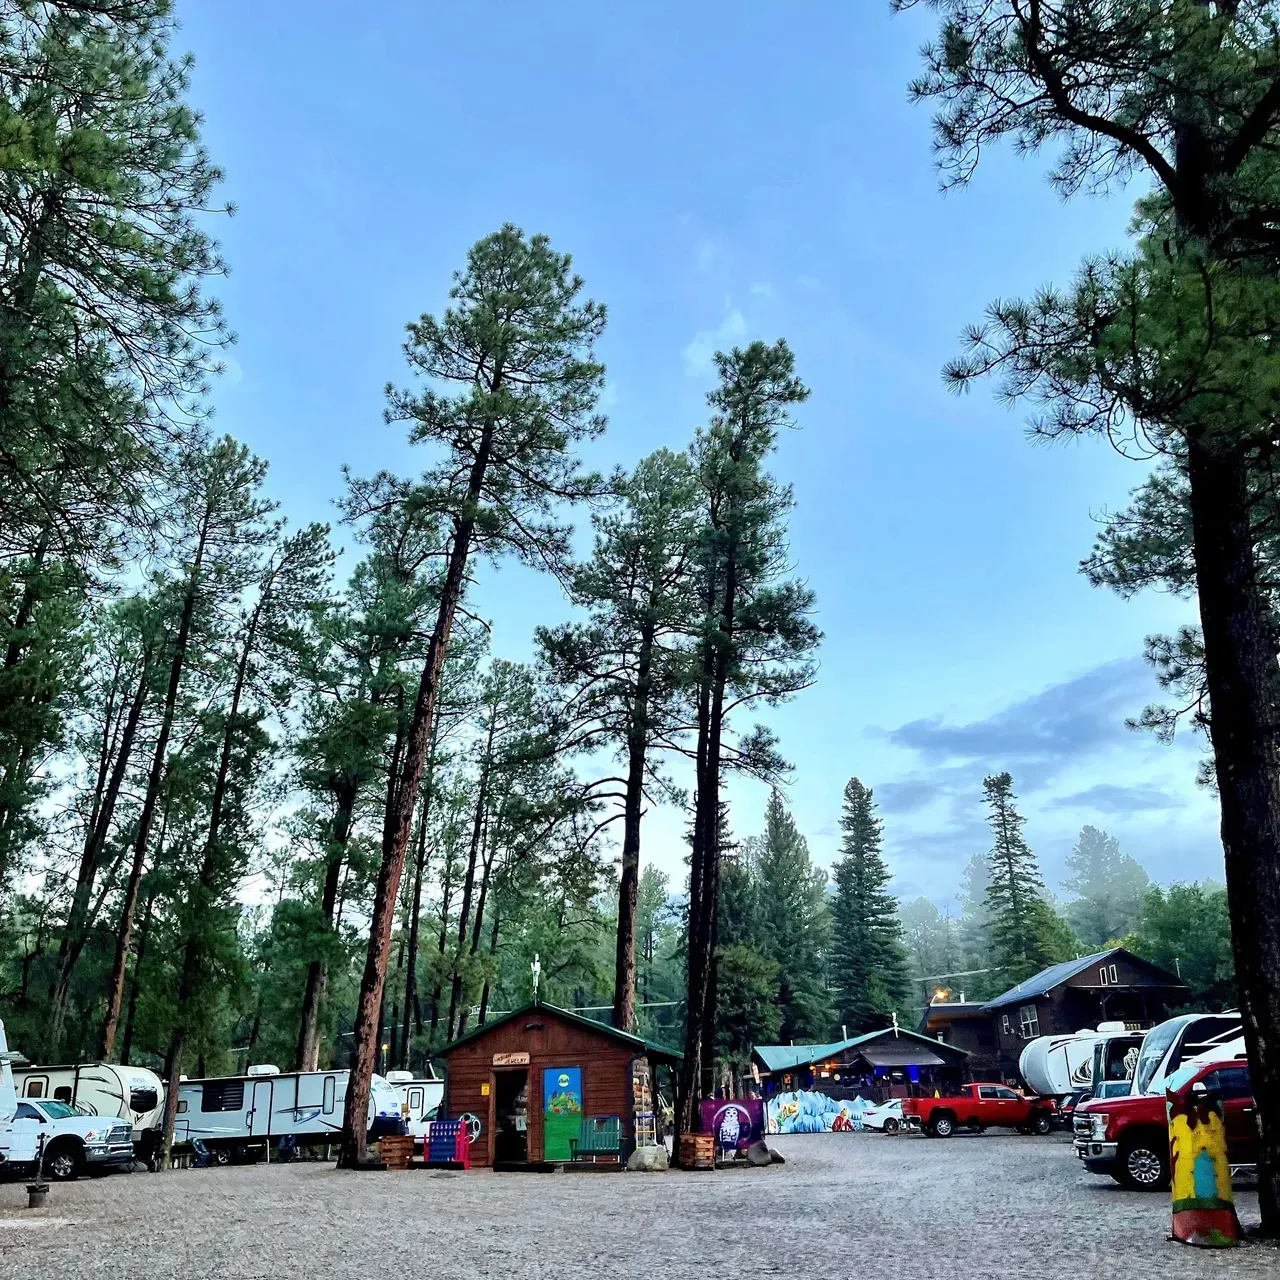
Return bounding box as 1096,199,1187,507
766,1090,872,1134
542,1066,583,1162
699,1099,766,1152
1166,1069,1241,1248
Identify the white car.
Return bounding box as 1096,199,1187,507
860,1100,905,1133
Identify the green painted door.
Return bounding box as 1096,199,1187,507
542,1066,582,1161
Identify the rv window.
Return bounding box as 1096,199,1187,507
201,1080,245,1112
130,1087,159,1113
177,1100,188,1114
408,1088,423,1114
54,1086,72,1103
25,1080,44,1098
322,1076,336,1115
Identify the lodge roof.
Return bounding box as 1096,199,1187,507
438,999,683,1062
981,946,1188,1012
754,1025,969,1074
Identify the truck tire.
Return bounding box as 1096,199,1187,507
45,1139,85,1182
1117,1134,1169,1191
1029,1111,1053,1136
929,1112,955,1138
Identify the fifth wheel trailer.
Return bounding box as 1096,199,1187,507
173,1065,405,1153
14,1061,164,1145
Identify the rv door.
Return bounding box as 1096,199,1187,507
248,1080,273,1138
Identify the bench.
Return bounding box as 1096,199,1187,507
569,1115,623,1166
424,1119,470,1170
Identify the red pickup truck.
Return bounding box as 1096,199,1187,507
1073,1056,1256,1190
902,1084,1056,1137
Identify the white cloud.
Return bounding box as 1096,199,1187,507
682,306,747,376
750,281,776,299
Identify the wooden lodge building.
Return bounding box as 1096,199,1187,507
921,947,1190,1080
753,1026,970,1102
438,1000,681,1168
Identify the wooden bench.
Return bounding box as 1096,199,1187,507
569,1115,623,1167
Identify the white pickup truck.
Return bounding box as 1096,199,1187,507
0,1019,136,1181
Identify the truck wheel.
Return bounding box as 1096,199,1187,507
929,1113,954,1138
45,1140,84,1182
1030,1111,1053,1136
1117,1135,1169,1191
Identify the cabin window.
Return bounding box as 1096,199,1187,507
1099,967,1109,986
1109,964,1118,984
1001,1015,1013,1036
322,1076,336,1115
201,1080,245,1112
1018,1005,1040,1039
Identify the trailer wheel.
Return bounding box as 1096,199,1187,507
929,1112,955,1138
45,1140,84,1182
213,1147,231,1166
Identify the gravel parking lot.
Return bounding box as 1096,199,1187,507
1,1130,1275,1279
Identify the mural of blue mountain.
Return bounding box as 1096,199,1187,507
766,1090,872,1134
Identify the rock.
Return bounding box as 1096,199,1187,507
627,1143,670,1172
746,1141,772,1168
769,1147,786,1165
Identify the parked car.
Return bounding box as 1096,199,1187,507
5,1099,135,1181
860,1100,905,1133
1073,1054,1255,1190
902,1084,1056,1137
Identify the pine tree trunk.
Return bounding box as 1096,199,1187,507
297,789,357,1071
1185,433,1280,1233
338,419,495,1168
400,789,432,1069
119,890,155,1067
102,514,211,1060
612,623,655,1033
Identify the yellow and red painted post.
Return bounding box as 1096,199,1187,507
1166,1075,1242,1248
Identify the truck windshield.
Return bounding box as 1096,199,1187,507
1134,1021,1182,1094
37,1101,79,1120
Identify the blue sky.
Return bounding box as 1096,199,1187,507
181,1,1221,907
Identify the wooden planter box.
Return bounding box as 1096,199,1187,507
678,1133,715,1170
378,1135,415,1171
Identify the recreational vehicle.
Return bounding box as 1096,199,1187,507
1018,1023,1142,1099
173,1064,404,1155
385,1069,444,1122
14,1061,164,1144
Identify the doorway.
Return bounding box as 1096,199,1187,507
493,1070,529,1164
248,1080,273,1138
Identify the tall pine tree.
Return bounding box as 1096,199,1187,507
830,778,908,1034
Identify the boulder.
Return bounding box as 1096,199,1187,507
627,1143,670,1172
746,1141,772,1168
769,1147,786,1165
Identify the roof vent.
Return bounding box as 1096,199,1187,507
246,1064,279,1077
385,1070,413,1083
1096,1021,1127,1034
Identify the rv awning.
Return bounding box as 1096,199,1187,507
856,1043,947,1068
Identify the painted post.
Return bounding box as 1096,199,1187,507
1166,1069,1242,1248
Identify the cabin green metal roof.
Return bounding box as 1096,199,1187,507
438,1000,683,1062
754,1026,968,1073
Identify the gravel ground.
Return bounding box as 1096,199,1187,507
1,1130,1276,1279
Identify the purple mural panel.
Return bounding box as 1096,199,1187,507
699,1098,766,1151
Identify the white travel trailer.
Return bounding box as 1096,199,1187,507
385,1069,444,1123
173,1065,404,1155
1019,1023,1142,1098
14,1061,163,1144
1129,1011,1242,1096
